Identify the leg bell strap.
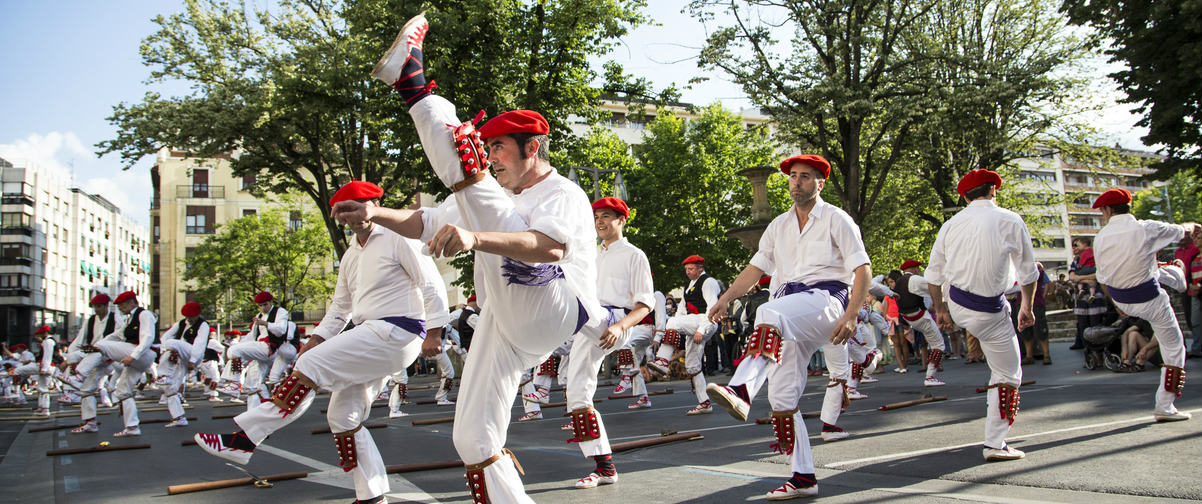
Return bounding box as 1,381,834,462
270,372,316,418
928,348,944,370
537,356,560,376
332,425,363,472
742,325,783,363
769,408,799,455
230,358,243,373
450,117,490,192
1163,365,1186,396
464,449,524,504
988,382,1020,425
616,348,635,367
661,329,682,348
569,407,601,442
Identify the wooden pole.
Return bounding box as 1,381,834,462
29,423,78,433
212,413,239,420
975,380,1036,394
411,416,455,426
414,398,456,406
611,432,703,452
310,423,388,435
140,416,197,425
385,460,463,474
607,388,674,400
46,443,151,456
878,395,947,411
166,471,310,495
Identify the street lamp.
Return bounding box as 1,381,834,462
568,165,627,201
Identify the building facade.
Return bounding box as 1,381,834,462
0,157,150,346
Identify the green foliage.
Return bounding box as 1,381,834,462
1132,171,1202,224
99,0,651,257
180,197,335,325
626,105,778,290
1062,0,1202,178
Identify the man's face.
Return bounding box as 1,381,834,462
487,135,536,192
594,208,624,242
684,263,703,281
348,200,378,233
258,301,272,314
186,315,199,324
91,303,108,317
788,165,824,206
886,277,897,290
117,299,136,314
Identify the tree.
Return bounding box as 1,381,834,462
626,105,779,288
181,198,336,326
99,0,651,256
1062,0,1202,179
1132,171,1202,225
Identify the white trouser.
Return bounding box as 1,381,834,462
388,369,408,412
95,340,155,428
12,363,50,410
198,360,221,396
236,320,423,501
76,352,114,420
726,289,851,473
902,310,945,379
1111,288,1186,415
434,349,455,401
619,324,655,397
269,344,299,384
948,298,1022,448
520,370,541,415
229,341,274,408
656,314,716,403
158,340,195,419
566,307,632,457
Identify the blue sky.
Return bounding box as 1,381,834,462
0,1,1145,229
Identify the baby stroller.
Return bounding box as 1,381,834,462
1081,317,1133,371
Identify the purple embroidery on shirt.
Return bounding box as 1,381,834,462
773,280,850,309
501,257,564,286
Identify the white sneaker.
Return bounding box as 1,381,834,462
983,445,1025,461
706,384,750,422
766,481,818,500
612,376,632,395
164,417,189,428
208,395,224,403
113,427,141,438
924,377,946,387
195,432,253,465
370,12,429,84
522,388,550,405
646,358,670,375
517,411,542,422
893,367,909,374
627,396,651,409
436,398,455,406
574,472,617,489
34,408,51,417
821,427,850,442
99,399,113,408
389,409,409,419
70,422,98,434
847,388,868,400
686,400,712,415
1154,411,1192,422
859,375,879,383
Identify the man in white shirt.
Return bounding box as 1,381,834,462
226,291,290,409
706,154,872,500
156,301,210,427
359,14,606,501
886,260,948,386
926,169,1037,462
68,294,118,432
1091,187,1197,422
198,328,225,402
563,197,654,489
195,181,450,504
648,255,723,415
95,291,159,437
11,325,57,416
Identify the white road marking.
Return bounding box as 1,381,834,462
256,444,441,503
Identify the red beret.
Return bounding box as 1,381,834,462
899,260,923,270
223,330,243,336
253,291,274,303
780,154,831,179
591,197,629,219
114,291,137,304
329,180,384,207
478,110,549,140
298,327,306,334
956,169,1003,200
1091,188,1132,208
89,293,111,305
758,275,771,286
11,344,26,352
209,328,218,333
181,302,202,317
681,255,705,265
35,325,51,335
466,295,477,303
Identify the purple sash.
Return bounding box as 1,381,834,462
948,285,1005,313
773,280,850,309
381,316,427,339
575,300,589,334
1105,279,1160,304
501,258,564,286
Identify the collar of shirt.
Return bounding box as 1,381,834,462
599,237,629,252
351,224,387,250
967,199,998,209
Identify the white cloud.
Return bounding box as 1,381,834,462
0,131,152,227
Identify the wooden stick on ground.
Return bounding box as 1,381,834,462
878,395,947,411
46,443,151,456
29,423,78,433
385,460,463,474
212,413,239,420
140,416,198,425
166,471,310,495
608,388,675,400
411,416,455,426
611,431,703,452
310,423,388,435
414,398,457,406
975,379,1036,394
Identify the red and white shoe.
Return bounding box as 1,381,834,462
685,400,712,415
112,427,141,438
561,422,574,431
371,12,429,85
195,432,254,465
924,377,946,387
612,375,632,395
821,425,850,442
517,411,543,422
765,481,818,500
574,472,618,489
706,384,750,422
983,444,1025,461
164,417,189,428
523,387,550,405
847,388,868,400
859,375,879,383
646,358,671,375
627,396,651,409
70,422,98,434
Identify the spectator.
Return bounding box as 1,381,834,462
1069,237,1108,349
1182,225,1202,358
1118,316,1160,371
1021,263,1052,365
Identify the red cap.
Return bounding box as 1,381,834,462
253,291,274,304
35,325,51,335
209,328,218,333
180,302,202,317
779,154,831,179
223,330,243,336
89,293,111,305
758,275,771,286
681,255,705,265
1092,188,1132,208
591,197,629,219
298,327,306,334
11,344,27,352
466,295,477,303
478,110,549,140
956,169,1003,200
329,180,384,207
114,291,137,304
899,260,923,271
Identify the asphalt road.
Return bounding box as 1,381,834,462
2,341,1199,503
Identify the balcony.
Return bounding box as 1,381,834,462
0,226,34,237
1,193,35,206
0,256,33,266
176,184,226,199
1069,225,1100,235
0,287,32,297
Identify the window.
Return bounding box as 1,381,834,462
153,216,160,242
1,212,32,228
289,211,303,231
185,247,197,273
242,174,256,190
185,206,215,234
0,243,30,265
243,209,257,217
192,169,210,198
